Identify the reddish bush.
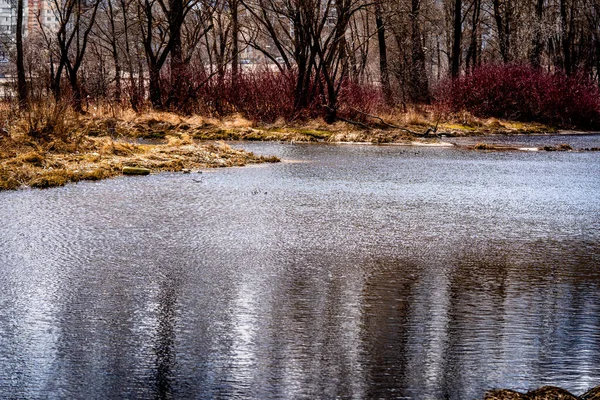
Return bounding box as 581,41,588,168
182,68,319,122
435,64,600,129
161,64,388,123
198,70,300,122
337,80,389,120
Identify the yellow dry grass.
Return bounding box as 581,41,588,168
0,105,279,191
0,100,563,192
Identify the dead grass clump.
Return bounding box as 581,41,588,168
77,168,113,181
17,151,45,166
222,114,253,128
484,389,526,399
483,385,600,400
0,177,20,190
139,111,184,126
474,142,495,150
581,386,600,399
167,134,193,146
152,159,185,171
101,141,138,156
84,117,118,137
193,128,242,140
29,170,73,189
542,143,573,151
0,167,21,190
259,155,280,163
524,386,579,399
557,143,573,151
21,102,84,142
44,139,85,154
205,141,233,153
0,103,287,191
456,110,484,128
403,108,432,127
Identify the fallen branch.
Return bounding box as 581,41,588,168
336,116,373,130
348,107,440,137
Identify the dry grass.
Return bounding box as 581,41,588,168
0,100,575,191
483,385,600,400
0,104,279,191
77,104,559,144
469,142,575,152
474,142,496,150
543,143,573,151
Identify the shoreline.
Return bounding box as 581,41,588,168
0,135,279,191
2,112,598,191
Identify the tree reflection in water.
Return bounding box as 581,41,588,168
154,270,180,399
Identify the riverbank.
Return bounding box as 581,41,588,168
74,110,599,151
0,132,279,191
82,109,556,143
0,107,594,191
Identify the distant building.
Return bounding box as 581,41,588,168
28,0,59,35
0,0,16,36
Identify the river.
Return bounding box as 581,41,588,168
1,138,599,399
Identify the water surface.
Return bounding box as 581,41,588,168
1,140,599,399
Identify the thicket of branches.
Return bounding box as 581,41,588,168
7,0,600,126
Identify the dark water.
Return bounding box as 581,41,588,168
1,139,600,399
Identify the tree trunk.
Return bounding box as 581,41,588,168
596,34,600,86
294,61,311,112
112,46,122,103
121,0,139,110
149,65,163,108
451,0,462,77
493,0,511,63
375,0,392,105
16,0,27,109
231,0,239,86
70,74,83,113
167,0,185,109
409,0,429,103
52,60,64,102
465,0,480,71
560,0,575,75
108,0,121,103
530,0,544,67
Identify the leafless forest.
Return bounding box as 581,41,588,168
7,0,600,126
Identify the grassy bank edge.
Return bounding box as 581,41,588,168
1,108,595,192
0,131,279,191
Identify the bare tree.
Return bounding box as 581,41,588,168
374,0,392,104
451,0,461,77
16,0,27,108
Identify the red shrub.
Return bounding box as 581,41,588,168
435,64,600,129
162,63,388,123
190,68,322,122
338,80,389,120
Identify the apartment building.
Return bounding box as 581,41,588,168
28,0,59,35
0,0,16,65
0,0,16,36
